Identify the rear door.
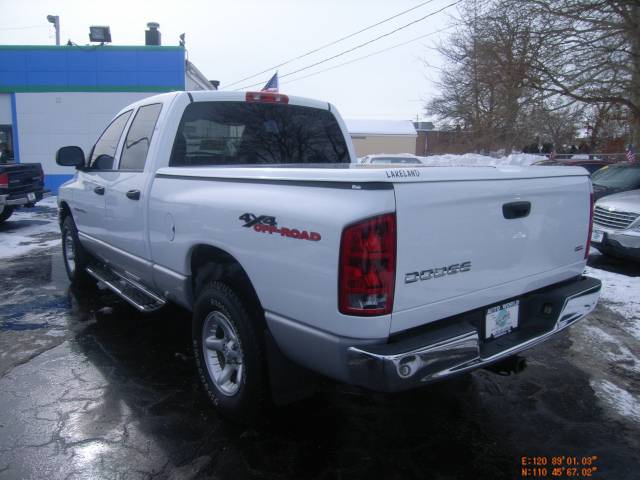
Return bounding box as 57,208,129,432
391,170,591,333
73,110,132,251
103,103,162,282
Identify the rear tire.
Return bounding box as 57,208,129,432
0,206,14,224
192,278,269,422
61,216,95,287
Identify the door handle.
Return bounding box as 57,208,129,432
126,189,141,200
93,185,105,195
503,201,531,219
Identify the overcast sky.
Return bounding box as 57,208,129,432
0,0,457,121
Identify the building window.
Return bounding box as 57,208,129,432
0,125,14,164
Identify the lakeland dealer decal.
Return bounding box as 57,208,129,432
385,168,421,179
239,213,321,241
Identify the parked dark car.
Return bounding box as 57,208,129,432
0,162,49,224
532,158,614,174
591,163,640,200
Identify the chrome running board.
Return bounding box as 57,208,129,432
86,264,166,313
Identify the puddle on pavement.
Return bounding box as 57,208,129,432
0,249,70,331
0,247,92,375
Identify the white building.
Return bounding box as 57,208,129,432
0,44,213,192
344,119,417,157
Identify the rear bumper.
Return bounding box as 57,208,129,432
346,276,601,392
0,190,51,207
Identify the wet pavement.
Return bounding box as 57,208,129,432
1,212,640,479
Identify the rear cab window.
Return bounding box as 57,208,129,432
119,103,163,171
169,101,349,166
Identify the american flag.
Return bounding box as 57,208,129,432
261,72,279,92
627,144,637,163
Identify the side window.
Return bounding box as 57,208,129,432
119,104,163,171
89,110,132,170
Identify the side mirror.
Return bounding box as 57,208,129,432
56,146,85,169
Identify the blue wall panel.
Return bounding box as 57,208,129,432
66,50,98,71
97,70,138,86
44,174,74,194
26,50,68,71
2,71,27,84
137,70,184,86
136,51,183,71
28,70,67,85
0,51,26,71
0,46,185,92
98,50,138,71
68,71,97,85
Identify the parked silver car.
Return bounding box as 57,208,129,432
591,189,640,261
359,153,423,164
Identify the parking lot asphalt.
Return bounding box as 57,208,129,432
1,205,639,479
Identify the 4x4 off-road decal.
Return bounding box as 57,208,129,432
239,213,321,241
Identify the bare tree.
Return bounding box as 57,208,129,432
519,0,640,146
425,0,556,152
583,103,632,151
526,100,584,150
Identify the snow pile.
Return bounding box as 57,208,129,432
0,197,60,260
345,119,417,136
417,152,545,167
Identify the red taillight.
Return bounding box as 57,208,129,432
585,191,594,259
0,173,8,189
245,91,289,104
339,213,396,316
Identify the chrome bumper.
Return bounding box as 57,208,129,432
592,224,640,259
0,191,51,207
347,276,601,392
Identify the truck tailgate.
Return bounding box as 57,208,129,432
392,171,591,333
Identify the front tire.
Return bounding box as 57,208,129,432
0,206,14,224
192,279,268,421
61,216,95,287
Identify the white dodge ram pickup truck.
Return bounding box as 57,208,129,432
56,90,601,419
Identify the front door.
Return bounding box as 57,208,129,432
73,110,133,259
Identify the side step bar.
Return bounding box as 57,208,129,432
86,264,166,313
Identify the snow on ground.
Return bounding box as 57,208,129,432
580,323,640,375
0,196,60,260
590,379,640,423
585,263,640,341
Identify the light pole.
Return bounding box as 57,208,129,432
46,15,60,46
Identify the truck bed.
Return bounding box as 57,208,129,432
152,163,591,334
